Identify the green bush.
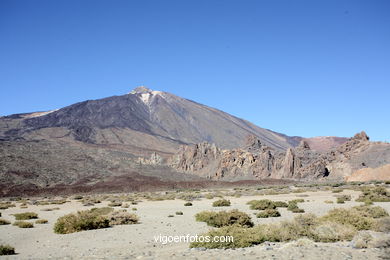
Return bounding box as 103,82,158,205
311,222,356,242
273,201,288,208
287,200,305,213
356,186,390,202
0,218,10,225
184,202,193,206
353,205,389,218
13,221,34,228
320,208,374,230
195,210,253,228
54,210,110,234
247,199,276,210
0,245,15,255
0,202,16,210
212,199,231,207
35,219,48,224
13,212,38,220
336,195,352,204
190,213,358,249
190,225,260,249
176,211,183,215
256,209,281,218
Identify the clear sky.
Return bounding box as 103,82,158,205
1,0,389,141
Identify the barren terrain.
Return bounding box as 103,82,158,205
1,183,390,259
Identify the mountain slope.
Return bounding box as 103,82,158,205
1,86,295,150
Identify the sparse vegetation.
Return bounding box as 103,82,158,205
54,209,111,234
0,218,10,225
175,211,183,215
13,221,34,228
356,186,390,202
0,202,16,210
287,200,305,213
247,199,276,210
212,199,231,207
336,195,352,204
256,209,281,218
13,212,38,220
184,202,193,206
195,210,253,228
191,204,390,249
0,245,15,255
35,219,48,224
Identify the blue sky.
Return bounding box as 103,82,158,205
1,0,389,141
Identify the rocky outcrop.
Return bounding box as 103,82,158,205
169,132,390,181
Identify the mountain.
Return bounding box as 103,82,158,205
1,86,296,151
1,87,386,196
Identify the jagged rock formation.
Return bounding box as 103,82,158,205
169,131,390,181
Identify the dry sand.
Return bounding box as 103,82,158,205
1,189,389,259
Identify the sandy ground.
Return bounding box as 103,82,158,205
1,189,389,259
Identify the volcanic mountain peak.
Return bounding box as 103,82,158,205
129,86,165,105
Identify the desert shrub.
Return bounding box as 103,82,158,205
13,221,34,228
320,208,375,230
311,222,356,242
336,195,352,204
35,219,48,224
107,211,139,225
256,209,281,218
168,215,174,217
195,210,253,228
53,210,110,234
184,202,193,206
247,199,276,210
332,189,343,193
353,205,389,218
13,212,38,220
132,208,137,211
176,211,183,215
190,225,260,249
121,203,129,208
191,211,369,249
0,245,15,255
212,199,231,207
0,202,16,210
108,202,122,207
0,218,10,225
324,200,334,204
356,186,390,202
287,200,305,213
72,195,84,200
273,201,288,208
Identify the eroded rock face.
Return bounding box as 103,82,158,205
168,132,390,181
